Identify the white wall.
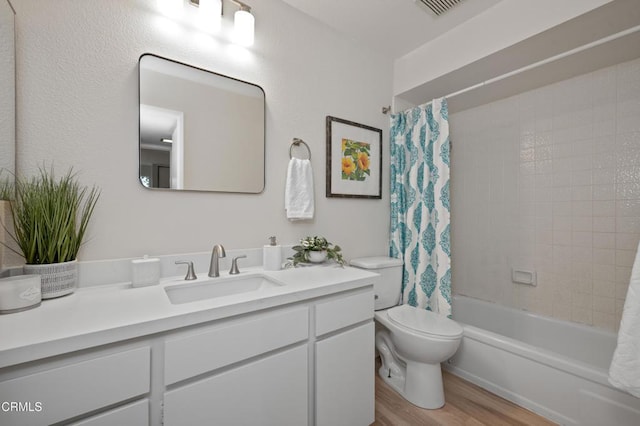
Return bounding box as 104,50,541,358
450,57,640,332
12,0,392,263
0,0,14,178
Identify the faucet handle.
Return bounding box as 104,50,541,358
175,260,197,280
229,255,247,275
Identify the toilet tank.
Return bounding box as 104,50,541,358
350,256,404,310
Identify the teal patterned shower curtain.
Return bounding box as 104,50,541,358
389,98,452,317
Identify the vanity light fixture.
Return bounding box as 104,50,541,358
190,0,222,32
231,0,255,47
157,0,183,18
161,138,173,143
159,0,255,46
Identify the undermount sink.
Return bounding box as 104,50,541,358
165,274,283,305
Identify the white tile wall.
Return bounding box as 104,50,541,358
450,57,640,332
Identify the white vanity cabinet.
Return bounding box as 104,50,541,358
0,345,151,426
0,278,376,426
160,287,375,426
162,306,310,426
314,290,375,426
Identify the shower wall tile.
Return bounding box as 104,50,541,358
593,311,616,330
593,248,615,265
593,279,616,297
553,304,572,321
450,57,640,332
616,250,636,267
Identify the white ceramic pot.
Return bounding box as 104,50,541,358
23,260,78,299
308,250,327,263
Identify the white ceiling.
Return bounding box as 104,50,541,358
280,0,503,60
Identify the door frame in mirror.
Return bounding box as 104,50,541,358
138,53,266,194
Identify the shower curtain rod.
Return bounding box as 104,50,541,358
445,24,640,100
383,23,640,115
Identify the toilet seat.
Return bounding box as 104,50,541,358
387,305,463,339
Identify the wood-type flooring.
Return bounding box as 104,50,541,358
373,360,556,425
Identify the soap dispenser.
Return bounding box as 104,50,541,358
263,236,282,271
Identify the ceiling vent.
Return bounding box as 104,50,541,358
418,0,463,16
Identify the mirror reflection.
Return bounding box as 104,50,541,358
138,54,265,193
0,0,15,191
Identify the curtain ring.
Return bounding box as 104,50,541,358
289,138,311,160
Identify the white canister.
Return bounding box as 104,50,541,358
0,275,42,314
131,255,161,288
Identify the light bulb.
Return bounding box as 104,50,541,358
233,9,255,47
157,0,183,18
197,0,222,33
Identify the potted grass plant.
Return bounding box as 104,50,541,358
2,167,100,298
0,174,11,201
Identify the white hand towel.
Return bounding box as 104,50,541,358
609,240,640,398
285,158,314,220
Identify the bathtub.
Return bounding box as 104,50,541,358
445,295,640,425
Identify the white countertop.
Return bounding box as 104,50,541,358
0,265,379,368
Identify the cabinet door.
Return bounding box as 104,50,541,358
0,346,150,426
163,345,308,426
316,322,374,426
165,306,308,385
315,290,373,336
70,399,148,426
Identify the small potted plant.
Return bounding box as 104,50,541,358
288,236,345,267
2,166,100,298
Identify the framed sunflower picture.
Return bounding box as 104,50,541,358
326,116,382,199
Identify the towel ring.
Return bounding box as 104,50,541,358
289,138,311,160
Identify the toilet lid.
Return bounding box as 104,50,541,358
388,305,463,338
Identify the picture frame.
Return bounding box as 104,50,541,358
326,116,382,199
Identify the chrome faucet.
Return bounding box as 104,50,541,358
208,244,226,277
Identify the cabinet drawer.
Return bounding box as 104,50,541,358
71,399,148,426
165,306,309,385
164,345,308,426
315,289,373,336
0,346,150,426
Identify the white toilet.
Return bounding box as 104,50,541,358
351,256,463,409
